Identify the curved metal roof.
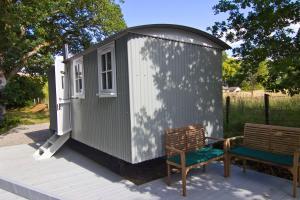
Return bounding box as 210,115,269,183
65,24,230,62
127,24,231,49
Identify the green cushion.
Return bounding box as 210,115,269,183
229,146,294,166
167,147,224,167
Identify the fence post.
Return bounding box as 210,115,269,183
264,94,270,125
226,96,230,127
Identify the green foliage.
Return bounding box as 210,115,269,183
0,0,126,80
43,81,49,105
239,61,269,91
210,0,300,95
0,114,20,134
1,75,45,108
222,53,268,91
222,52,241,86
6,108,49,125
0,107,50,134
240,81,264,91
224,95,300,138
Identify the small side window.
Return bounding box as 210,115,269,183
72,57,85,98
97,42,117,97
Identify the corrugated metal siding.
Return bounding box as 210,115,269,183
71,36,132,163
48,66,57,131
131,27,221,48
128,34,223,163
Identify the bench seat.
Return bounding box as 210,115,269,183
165,124,226,196
168,147,224,166
230,146,294,166
225,123,300,197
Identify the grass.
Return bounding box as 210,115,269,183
223,93,300,138
0,106,49,134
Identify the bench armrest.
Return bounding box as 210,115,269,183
205,136,225,142
224,136,244,151
165,146,186,167
293,150,300,166
294,148,300,153
226,136,244,141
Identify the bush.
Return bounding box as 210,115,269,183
0,75,45,108
240,80,264,91
0,114,20,134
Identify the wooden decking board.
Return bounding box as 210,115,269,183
0,144,299,200
0,188,27,200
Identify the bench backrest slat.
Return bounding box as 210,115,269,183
165,124,205,156
244,123,300,155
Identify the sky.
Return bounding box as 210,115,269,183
120,0,227,31
120,1,299,55
120,0,233,52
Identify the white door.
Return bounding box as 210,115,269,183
55,56,72,135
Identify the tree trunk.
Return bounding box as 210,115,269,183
5,41,51,82
0,89,5,123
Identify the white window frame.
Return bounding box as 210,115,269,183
72,57,85,99
97,42,117,97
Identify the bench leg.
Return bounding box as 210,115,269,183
243,160,246,173
293,168,298,198
182,167,188,196
224,155,229,177
166,164,171,186
291,166,299,198
298,167,300,187
227,154,232,177
202,165,206,172
293,152,299,197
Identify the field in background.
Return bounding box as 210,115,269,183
0,106,49,134
223,91,300,137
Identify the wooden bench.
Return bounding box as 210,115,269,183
165,124,227,196
225,123,300,197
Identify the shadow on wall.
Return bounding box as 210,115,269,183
131,35,223,162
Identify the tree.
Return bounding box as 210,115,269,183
0,0,126,82
209,0,300,95
240,60,269,95
222,52,241,86
0,75,45,108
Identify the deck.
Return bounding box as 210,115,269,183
0,144,298,200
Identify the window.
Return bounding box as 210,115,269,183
97,42,117,97
72,57,85,98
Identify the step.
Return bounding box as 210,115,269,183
0,175,63,200
0,188,27,200
47,134,59,145
33,132,70,160
40,146,47,152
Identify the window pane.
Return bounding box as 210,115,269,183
107,71,112,89
79,78,82,90
102,73,107,89
107,52,111,70
102,54,106,71
76,64,79,76
75,79,79,93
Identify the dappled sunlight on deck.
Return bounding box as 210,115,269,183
0,144,298,200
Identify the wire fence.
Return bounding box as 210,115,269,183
223,93,300,137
